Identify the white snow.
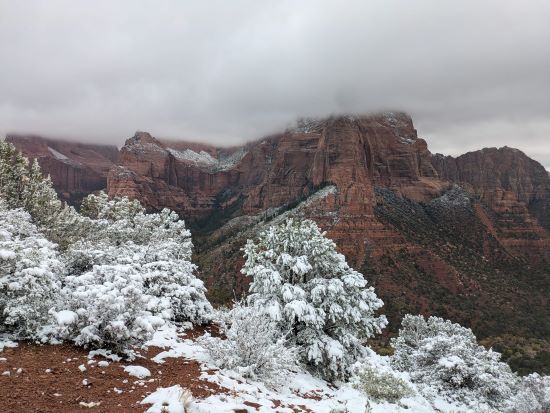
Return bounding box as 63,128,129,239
123,365,151,379
88,349,122,362
140,324,458,413
167,147,247,171
79,401,101,408
141,385,187,413
167,148,217,165
0,338,17,352
0,249,16,260
47,147,70,161
47,147,81,166
54,310,77,326
399,137,416,145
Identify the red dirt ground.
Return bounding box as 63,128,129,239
0,329,225,413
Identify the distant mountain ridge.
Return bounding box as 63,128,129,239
7,113,550,372
6,134,118,205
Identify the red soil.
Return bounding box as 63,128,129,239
0,338,223,413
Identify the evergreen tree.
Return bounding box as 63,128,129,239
242,218,387,381
0,141,87,248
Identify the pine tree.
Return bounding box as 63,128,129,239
242,218,387,381
0,141,87,248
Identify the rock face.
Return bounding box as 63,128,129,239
6,134,118,204
7,113,550,369
109,113,447,220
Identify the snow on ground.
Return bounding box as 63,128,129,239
123,365,151,379
141,384,191,413
0,335,17,352
47,147,70,161
88,349,122,362
141,325,473,413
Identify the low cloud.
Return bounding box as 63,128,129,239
0,1,549,168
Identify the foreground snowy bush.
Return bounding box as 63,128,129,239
392,315,519,409
199,303,299,387
61,264,167,351
66,192,212,324
0,205,63,339
242,218,387,381
505,373,550,413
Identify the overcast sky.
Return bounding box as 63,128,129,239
1,1,549,168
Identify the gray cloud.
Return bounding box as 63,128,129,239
1,0,549,168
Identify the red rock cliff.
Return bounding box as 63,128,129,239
6,134,118,204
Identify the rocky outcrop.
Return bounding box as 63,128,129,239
108,113,448,220
432,147,550,263
6,134,118,204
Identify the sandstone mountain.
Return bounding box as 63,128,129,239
8,113,550,373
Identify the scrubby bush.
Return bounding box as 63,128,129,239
391,315,519,409
58,196,213,350
242,218,387,381
350,361,414,403
61,263,167,351
505,373,550,413
199,303,298,387
65,192,213,324
0,204,63,339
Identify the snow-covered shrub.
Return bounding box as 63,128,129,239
391,315,519,409
61,263,167,352
199,303,299,387
505,373,550,413
66,192,213,324
54,192,212,350
242,218,387,381
350,360,414,403
0,204,63,339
